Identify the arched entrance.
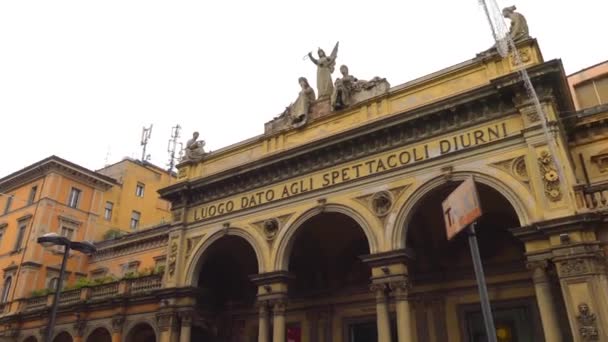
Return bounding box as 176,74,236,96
405,181,544,341
287,212,372,341
23,337,38,342
85,327,112,342
195,235,259,341
52,332,73,342
125,323,156,342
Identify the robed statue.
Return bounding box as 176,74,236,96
503,5,529,42
183,132,207,161
308,42,339,100
284,77,316,127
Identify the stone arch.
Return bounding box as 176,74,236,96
84,325,113,342
390,171,531,250
274,203,379,271
52,330,73,342
185,225,267,286
122,319,158,342
21,335,39,342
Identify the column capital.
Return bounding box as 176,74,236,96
156,311,178,332
111,314,125,333
271,298,287,315
178,310,194,327
526,259,550,283
389,279,411,301
370,283,389,304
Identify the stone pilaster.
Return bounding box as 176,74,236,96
370,283,392,342
271,298,287,342
257,301,270,342
390,279,414,342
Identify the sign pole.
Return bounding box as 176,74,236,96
467,222,497,342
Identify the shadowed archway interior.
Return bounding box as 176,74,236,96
195,235,259,341
23,337,38,342
86,327,111,342
406,181,524,283
288,212,371,298
52,332,73,342
125,323,156,342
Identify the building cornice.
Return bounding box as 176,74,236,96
0,156,116,193
91,224,170,262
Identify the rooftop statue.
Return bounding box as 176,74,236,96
331,65,390,111
183,131,207,161
308,42,339,100
503,5,529,43
284,77,316,128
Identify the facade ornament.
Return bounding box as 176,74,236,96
182,132,208,162
111,314,125,333
262,219,279,241
537,151,562,201
371,191,393,217
167,239,178,278
559,258,588,277
73,319,87,337
271,298,287,315
576,303,599,340
526,260,549,283
156,312,177,332
282,77,316,128
179,311,194,327
331,65,390,111
503,6,529,43
307,42,339,100
389,279,411,301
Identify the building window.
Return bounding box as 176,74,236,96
104,201,113,221
130,211,141,230
60,226,74,240
14,221,27,251
575,75,608,109
48,277,59,291
135,182,145,197
3,196,13,215
67,188,82,208
1,277,12,303
27,186,38,205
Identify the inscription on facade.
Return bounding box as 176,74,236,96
189,119,519,222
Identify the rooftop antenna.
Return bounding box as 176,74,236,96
167,124,183,172
140,124,153,162
478,0,569,200
104,145,111,167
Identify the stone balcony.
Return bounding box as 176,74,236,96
15,274,164,313
575,181,608,211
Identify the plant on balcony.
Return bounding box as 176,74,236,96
30,288,53,297
103,229,126,240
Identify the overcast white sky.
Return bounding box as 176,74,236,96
1,1,607,177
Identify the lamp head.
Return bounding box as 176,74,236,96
38,232,61,248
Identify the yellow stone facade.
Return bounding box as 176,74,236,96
1,41,607,342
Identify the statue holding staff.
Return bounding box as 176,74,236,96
307,42,339,100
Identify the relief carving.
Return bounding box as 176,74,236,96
262,219,280,241
168,238,178,278
538,151,562,202
371,191,393,217
185,234,205,258
111,314,125,333
577,303,599,340
590,150,608,173
559,258,588,277
490,155,529,186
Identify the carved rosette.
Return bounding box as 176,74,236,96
262,219,280,241
576,303,599,340
537,151,562,202
371,191,393,217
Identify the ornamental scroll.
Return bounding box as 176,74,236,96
537,151,562,202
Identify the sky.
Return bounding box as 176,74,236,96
1,0,607,177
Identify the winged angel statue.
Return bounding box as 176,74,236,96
307,42,339,100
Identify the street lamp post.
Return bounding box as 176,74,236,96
37,233,96,342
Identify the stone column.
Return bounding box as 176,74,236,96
390,280,413,342
527,260,562,342
179,311,193,342
258,301,270,342
73,319,86,342
157,311,179,342
272,299,287,342
371,283,392,342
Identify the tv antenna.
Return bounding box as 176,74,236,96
167,124,183,172
140,124,153,162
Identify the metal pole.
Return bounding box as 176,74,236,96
467,222,497,342
45,243,70,342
